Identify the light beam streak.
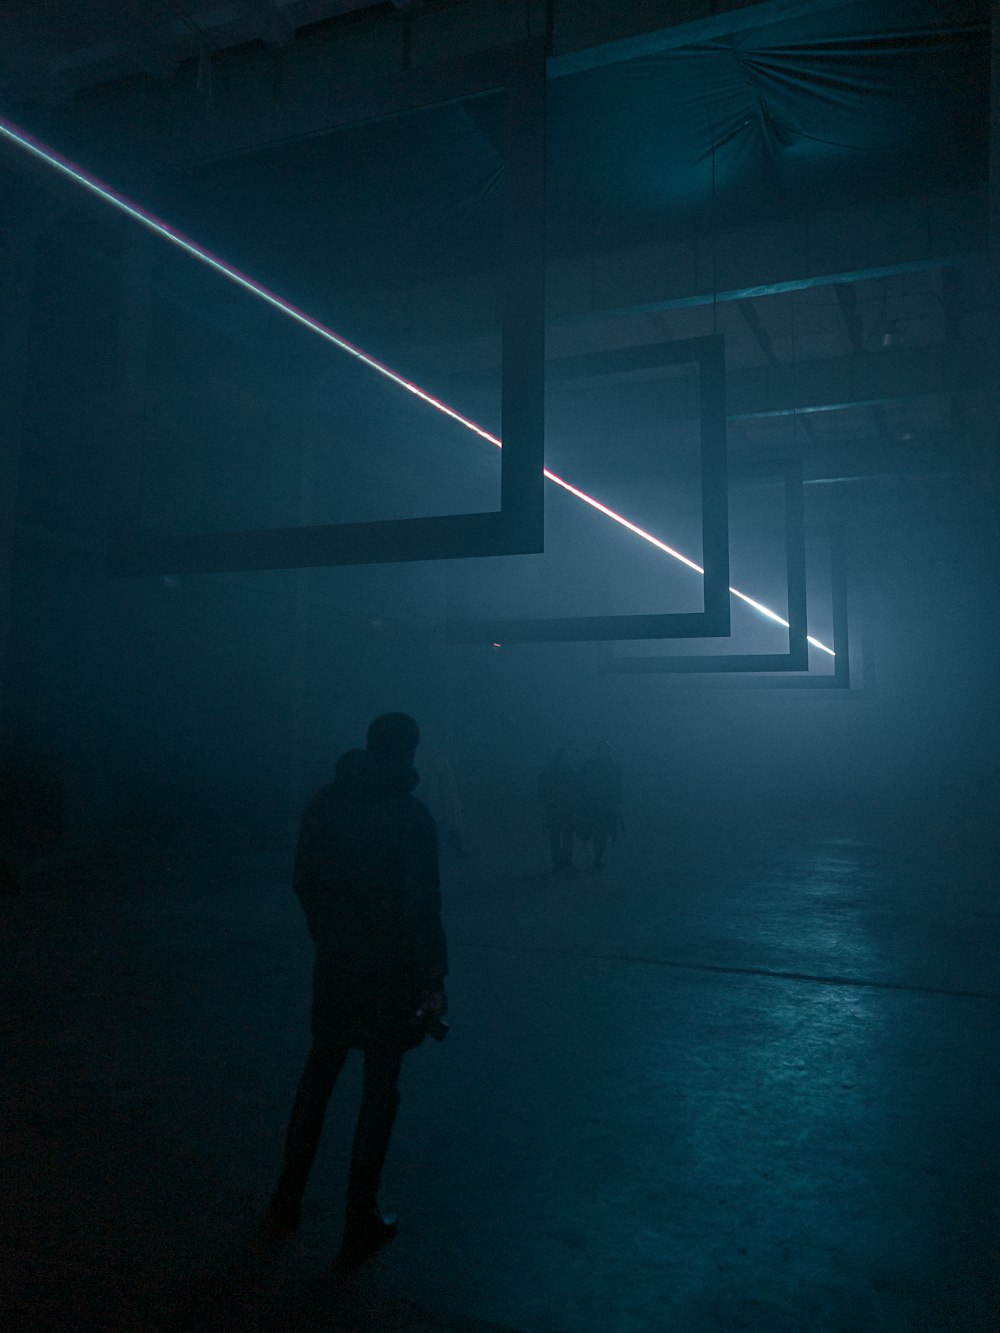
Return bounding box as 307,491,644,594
546,469,834,654
0,115,835,657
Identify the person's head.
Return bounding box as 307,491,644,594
366,712,420,763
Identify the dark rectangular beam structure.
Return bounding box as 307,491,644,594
608,456,808,671
110,40,546,576
448,333,730,643
616,525,851,688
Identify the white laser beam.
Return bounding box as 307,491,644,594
0,115,835,657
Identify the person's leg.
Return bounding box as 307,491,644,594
345,1046,404,1221
269,1038,349,1226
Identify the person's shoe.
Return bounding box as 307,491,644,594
258,1189,300,1242
337,1209,399,1270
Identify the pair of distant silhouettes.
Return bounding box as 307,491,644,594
538,743,623,872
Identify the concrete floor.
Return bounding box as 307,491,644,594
2,807,998,1331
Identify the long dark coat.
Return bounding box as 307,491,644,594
293,750,447,1050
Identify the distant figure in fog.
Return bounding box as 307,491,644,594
538,748,579,872
576,743,622,871
263,712,448,1269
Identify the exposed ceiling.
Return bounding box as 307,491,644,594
0,2,397,103
0,0,993,572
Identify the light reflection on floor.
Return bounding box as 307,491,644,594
2,813,997,1331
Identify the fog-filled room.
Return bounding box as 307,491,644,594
1,2,997,1330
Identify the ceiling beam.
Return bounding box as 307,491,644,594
550,255,973,326
439,337,988,429
737,298,780,364
548,0,870,77
525,339,990,436
385,247,984,381
726,340,988,421
798,435,989,483
550,188,984,326
362,191,984,357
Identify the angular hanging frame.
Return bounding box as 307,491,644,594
608,456,809,672
705,525,850,689
447,333,731,643
92,40,546,574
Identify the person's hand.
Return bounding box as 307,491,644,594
420,990,448,1017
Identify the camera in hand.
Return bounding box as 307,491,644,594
414,1005,449,1042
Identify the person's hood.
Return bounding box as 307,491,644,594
333,749,419,803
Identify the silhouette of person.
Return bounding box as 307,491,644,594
538,748,578,872
576,743,622,870
263,712,448,1267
